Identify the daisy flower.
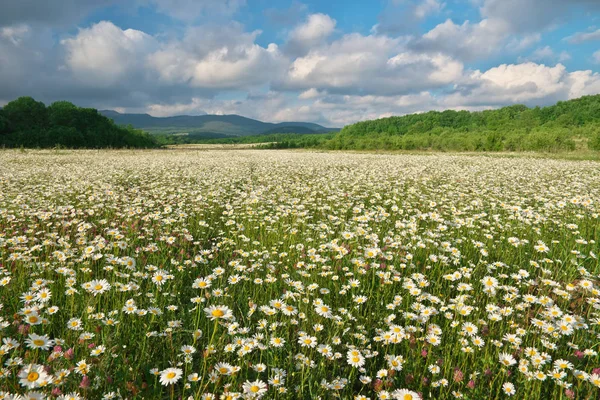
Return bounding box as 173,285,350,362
242,379,268,398
159,367,183,386
18,364,50,389
204,305,233,321
502,382,516,396
391,389,421,399
25,333,54,350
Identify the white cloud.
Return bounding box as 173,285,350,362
298,88,325,99
281,32,463,95
148,23,287,89
566,28,600,44
61,21,156,86
593,50,600,64
124,59,600,127
146,98,207,116
412,0,600,61
145,91,293,122
444,62,600,107
411,18,510,61
414,0,445,19
285,13,336,56
0,24,31,45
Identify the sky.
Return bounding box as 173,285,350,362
1,0,600,127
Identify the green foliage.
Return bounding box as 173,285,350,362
1,96,48,132
319,94,600,152
589,130,600,151
0,97,159,149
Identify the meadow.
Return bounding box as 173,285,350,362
0,149,599,400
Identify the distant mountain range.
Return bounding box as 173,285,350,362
100,110,338,138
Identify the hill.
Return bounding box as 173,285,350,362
321,94,600,152
99,110,335,137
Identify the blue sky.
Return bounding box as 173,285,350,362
1,0,600,126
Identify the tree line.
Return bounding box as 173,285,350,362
324,95,600,152
0,97,159,149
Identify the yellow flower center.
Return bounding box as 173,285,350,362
33,339,45,346
250,385,260,393
27,372,40,382
94,285,103,290
211,309,225,317
166,372,176,379
404,395,413,400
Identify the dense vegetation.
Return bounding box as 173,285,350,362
0,97,159,148
154,132,334,147
324,95,600,152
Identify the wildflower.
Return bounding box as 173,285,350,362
159,368,183,386
204,305,233,321
502,382,515,396
499,353,517,367
391,389,421,399
25,333,54,350
347,349,365,368
242,379,268,398
18,364,49,389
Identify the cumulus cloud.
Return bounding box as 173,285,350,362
61,21,157,86
148,23,286,89
444,62,600,108
285,13,336,57
411,0,600,62
1,19,285,110
280,32,463,95
408,18,510,61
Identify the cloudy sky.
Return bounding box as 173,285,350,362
1,0,600,126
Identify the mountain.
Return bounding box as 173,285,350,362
99,110,336,137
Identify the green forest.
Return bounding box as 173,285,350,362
321,95,600,152
0,97,158,148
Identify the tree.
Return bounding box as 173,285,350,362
2,97,48,131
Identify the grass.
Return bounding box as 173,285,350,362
0,149,599,399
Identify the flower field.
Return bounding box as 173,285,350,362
1,149,599,400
